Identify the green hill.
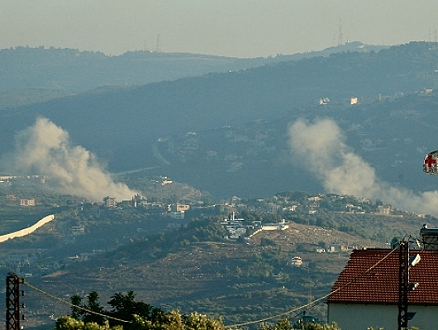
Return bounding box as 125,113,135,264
0,42,437,200
0,187,432,329
0,42,383,93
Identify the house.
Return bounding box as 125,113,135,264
161,178,173,185
289,256,303,267
261,223,288,231
319,97,330,105
327,242,349,252
168,211,185,219
377,204,392,215
175,204,190,212
103,196,116,208
284,205,298,212
327,247,438,329
71,226,85,235
20,199,35,207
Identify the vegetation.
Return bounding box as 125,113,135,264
0,43,381,95
260,318,340,330
0,184,431,328
3,41,438,330
57,290,343,330
2,43,438,200
57,290,225,330
0,88,71,111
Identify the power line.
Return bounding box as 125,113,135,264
22,280,130,324
225,246,398,328
16,246,399,329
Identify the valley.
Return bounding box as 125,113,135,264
2,41,438,329
0,180,433,329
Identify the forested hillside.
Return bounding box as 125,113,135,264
0,172,433,329
9,201,428,329
1,42,438,201
0,42,382,94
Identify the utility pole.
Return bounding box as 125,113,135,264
338,19,343,46
398,239,421,330
6,273,24,330
398,240,409,330
156,34,162,53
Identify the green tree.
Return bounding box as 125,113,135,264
64,291,176,330
70,294,83,320
107,291,165,329
84,291,105,324
69,291,105,325
259,318,341,330
183,311,224,330
55,316,122,330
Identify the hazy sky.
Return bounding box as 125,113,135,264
2,1,438,58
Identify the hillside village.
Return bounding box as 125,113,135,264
0,174,429,282
3,41,438,329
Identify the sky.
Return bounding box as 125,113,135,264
2,1,438,58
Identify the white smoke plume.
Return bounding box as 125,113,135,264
288,118,438,217
4,117,138,202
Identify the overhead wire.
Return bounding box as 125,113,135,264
225,245,399,328
21,245,400,329
22,280,130,324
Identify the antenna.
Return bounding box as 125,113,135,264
156,34,162,53
338,19,343,46
144,39,148,52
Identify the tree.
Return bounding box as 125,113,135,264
70,294,83,320
55,316,122,330
259,318,341,330
69,291,105,325
183,311,224,330
107,291,160,328
61,291,226,330
84,291,106,324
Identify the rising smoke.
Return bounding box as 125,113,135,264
288,118,438,217
2,117,138,201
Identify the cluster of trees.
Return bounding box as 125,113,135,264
59,290,224,330
109,217,227,261
55,290,342,330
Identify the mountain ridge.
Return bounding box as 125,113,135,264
0,41,384,93
1,42,438,201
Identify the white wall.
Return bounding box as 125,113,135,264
0,214,55,242
328,302,438,330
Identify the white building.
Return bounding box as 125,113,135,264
327,248,438,329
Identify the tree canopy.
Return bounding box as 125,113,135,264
59,291,345,330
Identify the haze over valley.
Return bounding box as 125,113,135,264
3,3,438,328
2,42,438,215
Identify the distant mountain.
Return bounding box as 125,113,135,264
0,42,437,202
0,88,73,110
0,42,384,93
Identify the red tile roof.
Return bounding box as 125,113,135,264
327,248,438,305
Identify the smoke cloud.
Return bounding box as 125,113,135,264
288,118,438,216
3,117,138,202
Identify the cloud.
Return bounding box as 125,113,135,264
3,117,138,201
288,118,438,216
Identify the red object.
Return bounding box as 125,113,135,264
327,249,438,305
424,154,437,169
